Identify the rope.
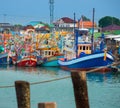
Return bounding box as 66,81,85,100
89,61,120,73
30,76,70,85
0,76,71,89
1,61,120,89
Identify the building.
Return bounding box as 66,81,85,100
54,17,77,31
77,20,97,29
0,23,13,32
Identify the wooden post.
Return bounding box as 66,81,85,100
38,102,57,108
15,81,30,108
71,71,89,108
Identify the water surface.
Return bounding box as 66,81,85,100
0,65,120,108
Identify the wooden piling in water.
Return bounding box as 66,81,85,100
38,102,57,108
71,71,89,108
15,81,30,108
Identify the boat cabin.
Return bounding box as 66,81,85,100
41,50,55,57
39,48,60,58
78,28,89,36
77,44,92,56
76,28,92,56
105,35,120,57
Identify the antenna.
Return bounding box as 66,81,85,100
91,8,95,53
3,14,7,23
49,0,54,24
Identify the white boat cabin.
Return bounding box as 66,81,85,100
40,49,59,58
77,44,92,56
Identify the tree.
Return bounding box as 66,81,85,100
98,16,120,28
14,24,23,31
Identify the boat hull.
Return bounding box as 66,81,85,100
0,53,12,65
16,57,37,67
41,55,64,67
58,52,114,71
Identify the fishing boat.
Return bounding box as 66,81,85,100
0,52,13,65
0,31,13,65
16,56,37,67
58,8,114,71
13,51,37,67
0,39,13,65
35,32,64,67
58,28,114,71
39,47,64,66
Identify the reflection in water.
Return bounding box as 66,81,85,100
0,65,71,86
0,65,70,75
14,66,70,77
87,72,112,82
1,65,120,84
0,64,14,70
87,71,120,84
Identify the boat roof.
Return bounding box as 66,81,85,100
114,38,120,41
78,42,91,45
78,28,89,31
105,34,120,39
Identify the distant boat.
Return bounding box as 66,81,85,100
13,51,37,67
39,47,64,67
16,56,37,67
0,32,13,65
41,54,64,67
0,52,12,65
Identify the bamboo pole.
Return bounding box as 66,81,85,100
15,81,30,108
71,71,89,108
38,102,57,108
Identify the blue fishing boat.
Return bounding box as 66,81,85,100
58,9,114,71
58,49,114,71
58,29,114,71
0,52,12,65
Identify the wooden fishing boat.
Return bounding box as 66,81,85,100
38,47,64,67
42,54,64,67
13,52,37,67
59,31,114,71
0,52,13,65
35,32,64,66
16,56,37,67
0,32,13,65
58,11,115,71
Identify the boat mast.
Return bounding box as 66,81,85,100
74,13,76,33
91,8,95,53
73,13,78,58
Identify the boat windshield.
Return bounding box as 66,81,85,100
78,28,89,36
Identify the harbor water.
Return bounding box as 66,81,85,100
0,65,120,108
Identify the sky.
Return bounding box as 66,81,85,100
0,0,120,25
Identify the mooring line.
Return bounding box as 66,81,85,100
0,76,71,89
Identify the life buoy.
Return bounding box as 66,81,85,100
79,52,86,57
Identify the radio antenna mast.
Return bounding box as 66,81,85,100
49,0,54,24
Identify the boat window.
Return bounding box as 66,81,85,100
79,46,82,50
89,46,91,50
86,46,88,50
45,51,47,55
52,51,54,55
83,46,85,50
49,51,51,55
